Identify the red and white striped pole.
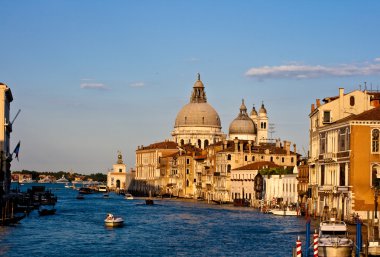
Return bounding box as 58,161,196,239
313,230,319,257
296,236,302,257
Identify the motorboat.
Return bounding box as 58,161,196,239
318,218,353,257
124,193,134,200
104,213,124,227
271,207,298,216
56,175,69,183
98,185,108,192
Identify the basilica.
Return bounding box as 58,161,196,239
134,74,299,205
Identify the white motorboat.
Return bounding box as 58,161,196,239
124,193,134,200
98,185,107,192
56,175,69,183
104,213,124,227
271,207,298,216
318,218,353,257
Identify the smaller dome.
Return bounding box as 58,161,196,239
229,99,257,135
250,105,257,116
259,103,267,114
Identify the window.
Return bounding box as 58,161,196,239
373,165,380,187
186,179,189,187
204,140,209,148
321,165,325,186
186,158,190,165
291,157,294,163
350,96,355,106
323,111,331,123
372,129,379,153
339,164,345,186
320,132,326,154
119,168,122,173
245,156,248,161
186,169,189,175
227,154,232,161
252,156,255,161
339,128,346,151
270,156,273,162
281,157,284,163
227,164,231,173
180,139,184,146
198,139,202,148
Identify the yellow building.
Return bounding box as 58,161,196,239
308,87,380,219
0,83,13,194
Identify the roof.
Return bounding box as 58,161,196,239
139,141,178,150
334,106,380,124
232,161,280,171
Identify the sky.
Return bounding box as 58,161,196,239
1,1,380,174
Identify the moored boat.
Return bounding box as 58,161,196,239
318,218,353,257
104,213,124,227
56,175,69,183
271,207,298,216
124,193,134,200
38,205,56,216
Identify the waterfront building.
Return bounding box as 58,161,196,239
0,83,13,194
107,151,129,190
308,87,380,219
231,161,276,206
296,159,309,204
264,165,299,205
134,74,299,203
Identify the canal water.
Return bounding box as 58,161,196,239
0,183,311,257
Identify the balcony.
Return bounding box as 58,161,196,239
319,152,337,162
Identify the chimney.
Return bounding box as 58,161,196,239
311,103,315,113
339,88,344,98
316,99,321,107
293,144,297,154
284,140,290,155
275,139,281,148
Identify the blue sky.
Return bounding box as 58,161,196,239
1,1,380,174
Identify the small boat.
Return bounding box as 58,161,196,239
38,206,56,216
76,194,85,200
233,198,250,207
56,175,69,183
78,187,93,194
104,213,124,227
271,207,298,216
124,193,134,200
318,218,353,257
98,185,107,192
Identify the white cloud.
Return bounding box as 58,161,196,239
129,82,145,87
374,57,380,62
80,83,108,90
245,59,380,79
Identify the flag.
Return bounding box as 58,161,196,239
13,141,20,161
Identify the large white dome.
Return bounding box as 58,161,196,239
174,102,221,128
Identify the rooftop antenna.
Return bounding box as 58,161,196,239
268,123,275,140
364,81,367,91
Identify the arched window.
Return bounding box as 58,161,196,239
198,139,202,148
186,179,189,187
350,96,355,106
245,156,248,161
252,156,255,161
227,154,232,161
180,139,184,146
270,156,273,162
185,117,187,124
373,129,379,153
227,164,231,173
204,140,209,148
